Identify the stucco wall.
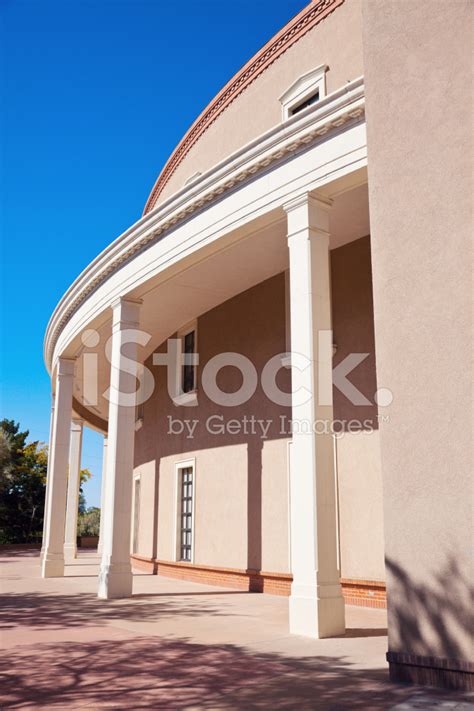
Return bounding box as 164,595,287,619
133,459,157,560
337,431,384,580
135,272,292,573
156,0,363,204
362,0,473,663
134,237,385,582
331,235,384,581
157,445,249,569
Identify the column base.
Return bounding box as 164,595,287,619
98,562,133,599
41,553,65,578
63,543,77,562
289,582,345,638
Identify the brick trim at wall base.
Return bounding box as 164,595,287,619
130,554,157,573
130,555,386,606
387,651,474,691
340,578,387,608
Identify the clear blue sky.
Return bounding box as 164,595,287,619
0,0,304,507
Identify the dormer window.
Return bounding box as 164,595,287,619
289,90,320,116
279,64,327,121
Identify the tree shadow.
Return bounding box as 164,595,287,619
385,555,473,661
0,635,469,710
0,589,244,631
1,553,472,707
0,637,408,711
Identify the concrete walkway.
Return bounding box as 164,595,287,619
0,549,472,709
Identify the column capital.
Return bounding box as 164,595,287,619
284,193,332,240
71,418,84,432
110,297,142,330
55,357,76,377
283,192,332,215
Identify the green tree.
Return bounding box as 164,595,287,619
0,419,95,543
77,506,101,537
79,468,92,514
0,429,12,475
0,420,47,543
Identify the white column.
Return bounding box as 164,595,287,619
63,419,83,561
40,396,55,563
284,192,345,638
98,297,141,599
97,435,108,557
41,357,75,578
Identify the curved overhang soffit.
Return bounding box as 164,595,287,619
142,0,345,215
72,397,108,434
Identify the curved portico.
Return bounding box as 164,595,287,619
42,69,372,635
40,0,474,692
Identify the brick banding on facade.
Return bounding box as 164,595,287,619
130,555,387,606
340,578,387,609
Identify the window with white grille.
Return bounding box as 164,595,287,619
179,466,194,562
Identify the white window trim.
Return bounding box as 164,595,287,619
173,458,196,564
279,64,328,121
173,320,198,406
135,363,145,429
132,473,141,555
173,391,198,407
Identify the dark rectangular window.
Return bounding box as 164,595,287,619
182,330,196,393
290,90,319,116
180,467,193,562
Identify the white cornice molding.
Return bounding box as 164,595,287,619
283,192,333,214
44,77,365,373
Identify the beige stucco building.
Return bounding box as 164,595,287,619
41,0,473,692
